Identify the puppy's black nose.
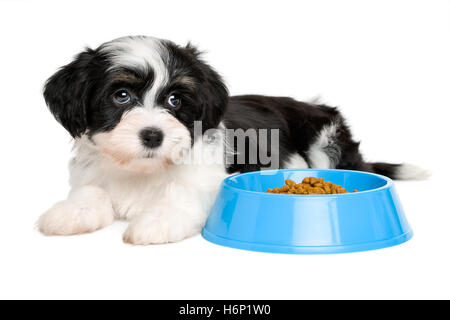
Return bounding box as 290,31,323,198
140,127,164,148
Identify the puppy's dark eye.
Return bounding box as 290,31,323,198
167,94,182,108
113,89,131,105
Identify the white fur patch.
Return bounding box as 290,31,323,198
306,95,324,105
306,123,340,169
91,107,191,174
123,203,204,245
100,36,169,109
283,153,309,169
395,163,431,180
38,186,114,235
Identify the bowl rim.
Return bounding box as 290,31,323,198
222,168,394,198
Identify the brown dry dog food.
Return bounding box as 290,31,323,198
267,177,359,195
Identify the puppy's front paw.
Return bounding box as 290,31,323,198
123,214,202,245
38,186,114,235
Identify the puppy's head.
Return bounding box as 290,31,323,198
44,36,228,172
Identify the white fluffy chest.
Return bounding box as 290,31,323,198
69,140,228,220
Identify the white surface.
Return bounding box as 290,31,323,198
0,0,449,299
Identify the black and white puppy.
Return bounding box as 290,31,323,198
38,36,427,244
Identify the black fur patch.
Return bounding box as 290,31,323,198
44,49,106,138
160,40,228,137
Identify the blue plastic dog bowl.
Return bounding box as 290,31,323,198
202,169,413,254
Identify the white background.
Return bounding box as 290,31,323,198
0,0,449,299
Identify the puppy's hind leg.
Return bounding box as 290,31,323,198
38,185,115,236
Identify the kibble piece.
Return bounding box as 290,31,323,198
285,179,296,187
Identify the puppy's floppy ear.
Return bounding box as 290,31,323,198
43,49,97,138
185,43,229,131
199,66,228,131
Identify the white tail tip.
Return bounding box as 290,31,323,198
395,163,431,180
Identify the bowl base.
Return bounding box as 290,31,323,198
202,229,413,254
